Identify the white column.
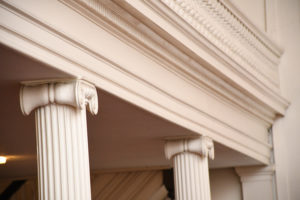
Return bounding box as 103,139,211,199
235,165,276,200
165,136,214,200
20,80,98,200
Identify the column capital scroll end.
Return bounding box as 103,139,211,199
164,136,214,160
20,79,98,115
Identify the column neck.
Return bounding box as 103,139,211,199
165,136,214,160
20,79,98,115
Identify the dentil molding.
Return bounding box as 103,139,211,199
165,137,214,160
111,0,288,113
159,0,280,87
20,79,98,115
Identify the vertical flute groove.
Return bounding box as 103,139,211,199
204,158,210,198
57,106,68,200
50,105,61,200
36,110,43,200
76,109,85,200
40,108,48,200
190,154,196,198
44,106,54,199
64,105,74,200
194,155,200,199
71,107,81,200
81,109,92,200
173,152,211,200
180,154,186,200
35,104,92,200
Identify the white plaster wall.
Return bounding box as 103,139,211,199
210,168,242,200
272,0,300,199
228,0,266,31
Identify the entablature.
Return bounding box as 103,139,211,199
0,0,288,165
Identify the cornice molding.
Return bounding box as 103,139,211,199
112,0,288,110
160,0,280,85
165,137,214,160
60,0,288,119
20,79,98,115
116,0,288,112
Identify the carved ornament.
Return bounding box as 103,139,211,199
165,136,214,160
20,79,98,115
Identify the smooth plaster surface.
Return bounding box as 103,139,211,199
273,0,300,199
210,168,242,200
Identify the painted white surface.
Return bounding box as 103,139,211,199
273,0,300,199
0,44,262,179
0,2,297,199
0,0,288,165
235,166,276,200
228,0,266,31
165,138,214,200
210,168,242,200
20,80,98,200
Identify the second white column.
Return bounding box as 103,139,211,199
165,137,214,200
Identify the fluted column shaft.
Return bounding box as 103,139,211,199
165,137,214,200
20,80,98,200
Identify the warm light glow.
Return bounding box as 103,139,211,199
0,156,6,164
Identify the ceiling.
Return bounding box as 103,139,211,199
0,44,260,179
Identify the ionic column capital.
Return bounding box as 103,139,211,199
165,136,214,160
20,79,98,115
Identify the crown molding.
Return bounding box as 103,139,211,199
113,0,288,113
156,0,280,86
60,0,289,119
61,0,288,124
164,0,281,58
